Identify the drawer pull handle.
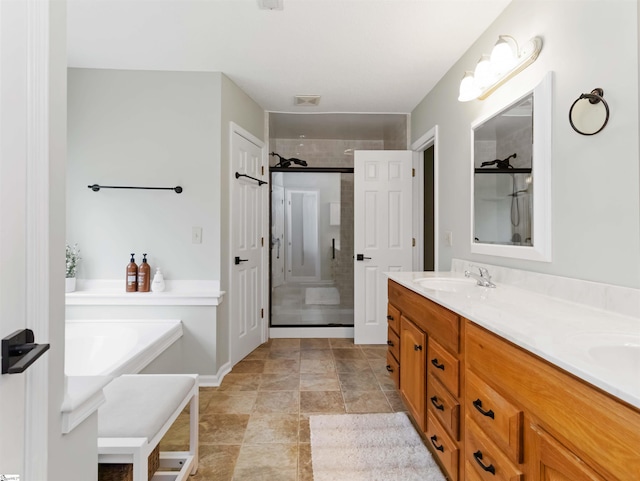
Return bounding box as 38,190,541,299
473,399,495,419
430,396,445,411
386,365,394,373
473,450,496,475
431,358,445,370
429,435,444,452
387,340,395,347
414,344,423,351
387,315,394,321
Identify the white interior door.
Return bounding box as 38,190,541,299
230,127,265,365
354,151,413,344
1,0,51,475
271,183,285,288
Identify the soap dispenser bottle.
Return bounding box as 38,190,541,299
126,253,138,292
137,253,151,292
151,267,165,292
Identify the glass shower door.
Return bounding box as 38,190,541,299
270,170,354,327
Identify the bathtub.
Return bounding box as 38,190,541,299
65,319,183,376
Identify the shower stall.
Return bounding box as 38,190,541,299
270,168,354,327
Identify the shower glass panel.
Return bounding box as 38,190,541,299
270,170,354,327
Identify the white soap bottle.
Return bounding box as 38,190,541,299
151,267,165,292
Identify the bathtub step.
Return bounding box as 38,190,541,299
98,374,199,481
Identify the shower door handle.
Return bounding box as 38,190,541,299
356,254,371,261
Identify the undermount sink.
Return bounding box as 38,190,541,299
413,277,477,292
570,332,640,373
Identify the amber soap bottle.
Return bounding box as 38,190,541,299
138,253,151,292
126,253,138,292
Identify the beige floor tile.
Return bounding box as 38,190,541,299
384,389,408,412
260,372,300,391
343,391,392,413
235,443,298,470
300,338,331,350
233,466,297,481
375,371,398,390
334,359,373,373
368,357,390,372
199,413,250,444
300,372,340,391
300,359,335,373
329,338,357,349
271,338,301,350
300,349,333,361
243,413,299,444
254,391,299,414
268,349,301,360
337,371,381,391
361,346,388,359
298,443,313,481
332,349,364,360
264,358,300,373
244,347,270,360
231,359,266,373
190,444,240,481
298,414,311,443
205,392,258,414
218,373,262,392
159,411,190,450
300,391,345,414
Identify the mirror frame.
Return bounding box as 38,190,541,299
470,71,552,262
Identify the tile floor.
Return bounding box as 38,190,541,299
160,338,407,480
271,283,354,326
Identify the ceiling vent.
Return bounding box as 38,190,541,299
294,95,321,107
258,0,283,11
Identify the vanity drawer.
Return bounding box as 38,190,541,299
387,326,400,361
465,417,523,481
426,411,459,481
388,280,459,353
386,351,399,389
387,303,400,335
427,373,460,441
427,337,459,397
466,369,523,463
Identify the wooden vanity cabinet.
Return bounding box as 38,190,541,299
386,303,401,388
465,320,640,481
388,280,463,481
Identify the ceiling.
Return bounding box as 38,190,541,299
67,0,512,115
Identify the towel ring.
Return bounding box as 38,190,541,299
569,88,609,136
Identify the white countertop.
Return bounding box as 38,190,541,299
386,271,640,410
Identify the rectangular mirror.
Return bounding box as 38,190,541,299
471,71,552,262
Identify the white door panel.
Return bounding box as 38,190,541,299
354,151,413,344
230,128,265,365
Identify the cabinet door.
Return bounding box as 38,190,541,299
400,315,427,431
530,424,608,481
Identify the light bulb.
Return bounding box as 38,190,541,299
473,54,494,89
458,71,481,102
490,36,518,75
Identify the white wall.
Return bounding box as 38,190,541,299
411,0,640,288
67,68,222,281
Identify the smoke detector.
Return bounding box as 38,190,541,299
294,95,321,107
258,0,283,10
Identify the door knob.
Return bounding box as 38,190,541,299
235,256,248,265
356,254,372,261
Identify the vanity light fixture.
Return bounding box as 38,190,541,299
458,35,542,102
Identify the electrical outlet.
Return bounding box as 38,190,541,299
445,231,453,246
192,227,202,244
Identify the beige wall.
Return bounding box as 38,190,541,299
411,0,640,288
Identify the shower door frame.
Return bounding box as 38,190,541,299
269,167,354,328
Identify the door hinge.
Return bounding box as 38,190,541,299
261,166,265,176
412,237,416,247
261,308,264,318
261,237,264,247
412,168,416,177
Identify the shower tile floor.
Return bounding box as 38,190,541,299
159,338,407,480
271,283,354,326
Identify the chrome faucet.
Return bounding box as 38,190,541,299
464,264,496,288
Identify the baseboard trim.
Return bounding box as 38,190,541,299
269,327,354,338
199,361,232,387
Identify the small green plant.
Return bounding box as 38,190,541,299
66,243,81,278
